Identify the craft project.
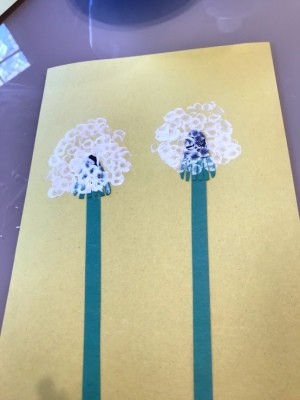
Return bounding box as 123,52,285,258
47,118,131,400
152,102,241,399
0,44,299,400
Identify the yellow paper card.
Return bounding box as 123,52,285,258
1,43,300,400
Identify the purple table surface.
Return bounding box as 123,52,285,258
0,0,299,331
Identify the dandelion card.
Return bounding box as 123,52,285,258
1,43,300,400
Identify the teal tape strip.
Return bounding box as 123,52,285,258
82,196,101,400
192,180,213,400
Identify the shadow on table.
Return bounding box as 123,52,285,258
70,0,198,26
37,378,68,400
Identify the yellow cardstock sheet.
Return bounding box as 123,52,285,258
1,43,300,400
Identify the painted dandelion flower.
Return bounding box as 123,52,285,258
151,101,241,180
47,117,131,199
151,101,241,400
47,117,131,400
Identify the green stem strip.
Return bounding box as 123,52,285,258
192,180,213,400
82,196,101,400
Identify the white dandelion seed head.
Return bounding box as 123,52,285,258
151,101,241,171
47,118,131,198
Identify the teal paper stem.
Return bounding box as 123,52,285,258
192,180,213,400
82,195,101,400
